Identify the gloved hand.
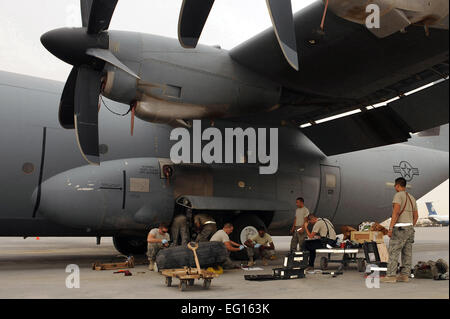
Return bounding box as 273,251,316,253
161,239,168,245
254,244,262,249
239,245,245,251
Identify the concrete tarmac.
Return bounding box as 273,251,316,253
0,227,448,299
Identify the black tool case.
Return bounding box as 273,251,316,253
244,251,308,281
273,267,305,279
283,251,310,268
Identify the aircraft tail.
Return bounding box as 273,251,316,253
425,202,438,216
407,124,449,152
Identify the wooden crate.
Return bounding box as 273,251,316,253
376,243,389,262
350,231,384,244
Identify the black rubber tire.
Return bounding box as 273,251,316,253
357,259,366,272
113,236,147,255
156,241,228,270
320,257,328,270
179,281,187,291
203,279,211,289
230,215,267,260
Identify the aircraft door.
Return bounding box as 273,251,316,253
314,165,341,221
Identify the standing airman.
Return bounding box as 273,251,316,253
290,197,310,252
381,177,418,283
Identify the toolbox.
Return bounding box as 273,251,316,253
283,251,309,268
244,251,308,281
273,267,305,279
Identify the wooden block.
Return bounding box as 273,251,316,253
377,243,389,262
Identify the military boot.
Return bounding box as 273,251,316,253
380,276,397,283
262,258,268,266
248,257,255,267
148,261,155,271
396,274,409,282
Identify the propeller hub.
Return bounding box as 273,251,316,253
41,27,109,68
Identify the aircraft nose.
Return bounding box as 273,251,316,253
37,167,106,230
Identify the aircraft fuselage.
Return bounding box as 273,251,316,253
0,71,448,241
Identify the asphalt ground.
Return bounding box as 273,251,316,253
0,227,448,299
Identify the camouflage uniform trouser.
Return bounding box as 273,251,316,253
290,228,307,251
246,247,275,259
147,243,165,262
171,215,189,246
222,251,235,269
387,226,415,276
196,223,217,242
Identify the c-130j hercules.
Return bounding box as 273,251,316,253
0,0,448,255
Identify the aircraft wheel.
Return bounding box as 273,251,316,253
113,236,147,255
230,215,267,260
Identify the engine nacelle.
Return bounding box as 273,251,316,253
102,66,140,106
101,31,281,125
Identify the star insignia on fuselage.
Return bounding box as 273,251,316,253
393,161,420,182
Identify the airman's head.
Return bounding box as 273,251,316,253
307,214,318,224
296,197,304,208
223,223,234,235
395,177,407,192
257,226,266,237
159,222,169,234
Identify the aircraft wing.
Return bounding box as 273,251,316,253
229,1,449,155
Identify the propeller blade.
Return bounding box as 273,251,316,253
266,0,299,70
80,0,93,27
86,48,140,79
86,0,119,34
59,67,78,129
74,66,103,165
178,0,215,48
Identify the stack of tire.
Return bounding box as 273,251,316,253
156,241,228,270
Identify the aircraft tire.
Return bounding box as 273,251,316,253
156,241,228,270
112,236,147,256
230,214,267,260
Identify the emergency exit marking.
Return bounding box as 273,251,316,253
129,178,150,193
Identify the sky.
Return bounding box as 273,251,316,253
0,0,315,81
0,0,448,214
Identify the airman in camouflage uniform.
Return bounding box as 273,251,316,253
194,213,217,242
170,214,189,246
381,177,418,283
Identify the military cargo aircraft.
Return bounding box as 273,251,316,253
0,0,448,255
